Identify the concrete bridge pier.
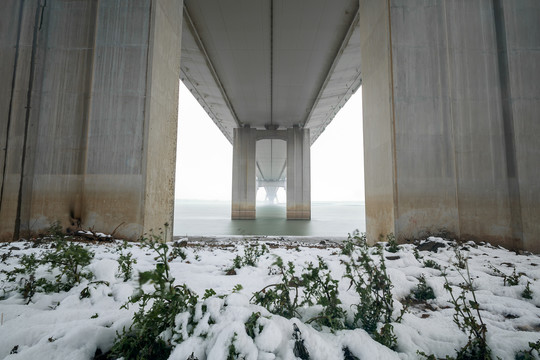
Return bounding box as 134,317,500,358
359,0,540,252
232,127,311,220
231,127,257,219
0,0,182,240
264,187,278,204
286,128,311,220
257,180,286,204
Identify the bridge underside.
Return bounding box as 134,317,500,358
0,1,538,251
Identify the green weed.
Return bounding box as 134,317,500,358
111,227,199,360
443,262,491,359
252,256,300,319
411,275,435,301
342,241,401,349
522,281,533,300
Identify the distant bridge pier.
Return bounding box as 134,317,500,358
231,127,311,220
257,180,286,204
264,187,278,204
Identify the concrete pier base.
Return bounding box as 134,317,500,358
231,127,257,219
287,128,311,220
0,0,183,240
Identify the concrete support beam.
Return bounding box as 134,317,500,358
231,127,257,219
0,0,183,240
359,0,540,251
287,128,311,220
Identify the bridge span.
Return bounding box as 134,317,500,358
0,1,538,251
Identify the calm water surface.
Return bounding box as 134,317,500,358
173,200,365,238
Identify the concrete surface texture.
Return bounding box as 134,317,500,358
0,0,182,240
360,0,540,252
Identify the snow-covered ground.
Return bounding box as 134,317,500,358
1,236,539,359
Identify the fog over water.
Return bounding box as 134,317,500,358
173,200,365,238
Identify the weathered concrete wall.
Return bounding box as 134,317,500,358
0,1,39,238
0,0,182,240
499,1,540,252
360,0,540,251
287,128,311,220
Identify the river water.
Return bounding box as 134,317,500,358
173,200,365,239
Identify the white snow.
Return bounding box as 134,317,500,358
1,237,539,359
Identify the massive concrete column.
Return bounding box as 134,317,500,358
359,0,540,251
232,127,257,219
287,127,311,220
0,0,183,240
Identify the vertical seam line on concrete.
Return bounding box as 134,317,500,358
141,0,155,231
77,0,100,225
387,0,399,235
443,1,461,239
492,0,523,243
0,0,25,214
270,0,273,126
14,0,44,240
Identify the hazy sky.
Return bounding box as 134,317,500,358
175,82,364,202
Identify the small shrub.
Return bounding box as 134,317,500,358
423,259,441,270
245,312,263,339
411,275,435,301
1,250,12,263
342,242,401,349
79,280,110,299
3,239,94,302
232,256,243,269
227,333,241,360
4,255,51,303
230,243,268,270
302,257,345,330
443,262,491,360
452,248,467,270
522,281,533,300
169,246,187,261
253,256,346,331
243,244,268,266
292,323,310,360
117,251,137,282
203,288,217,300
111,228,199,360
505,268,521,286
341,231,367,256
42,239,94,290
488,264,522,286
384,233,400,253
413,248,422,261
252,256,300,319
515,339,540,360
47,220,64,237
